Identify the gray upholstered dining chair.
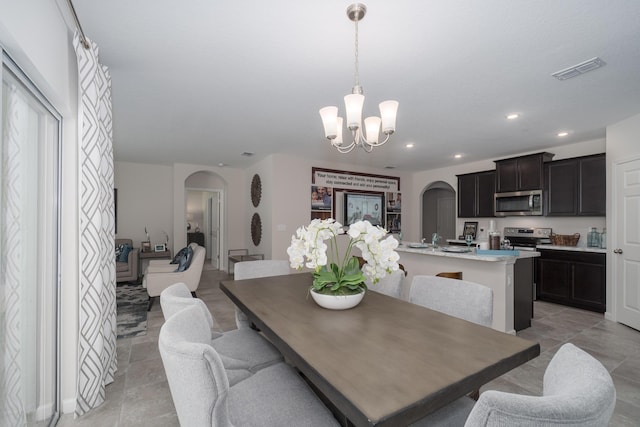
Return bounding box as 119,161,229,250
409,275,493,327
366,269,404,299
159,304,340,427
160,283,283,385
466,342,616,426
411,343,616,426
233,260,290,329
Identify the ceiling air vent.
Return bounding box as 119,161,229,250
551,57,606,81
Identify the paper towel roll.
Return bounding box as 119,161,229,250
488,220,496,232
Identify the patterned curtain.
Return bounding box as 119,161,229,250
73,33,117,417
0,80,27,427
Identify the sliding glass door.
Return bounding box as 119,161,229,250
1,51,61,427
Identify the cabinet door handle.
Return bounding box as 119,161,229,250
613,249,623,254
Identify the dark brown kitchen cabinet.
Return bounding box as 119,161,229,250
457,170,495,217
495,152,554,193
545,153,605,216
536,249,605,312
578,154,606,215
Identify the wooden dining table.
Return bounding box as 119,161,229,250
220,273,540,427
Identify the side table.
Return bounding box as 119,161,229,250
227,249,264,274
139,249,172,277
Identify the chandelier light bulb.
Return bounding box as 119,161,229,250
364,116,381,144
379,100,399,134
319,106,338,139
344,93,365,131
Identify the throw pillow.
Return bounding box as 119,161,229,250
117,244,132,262
175,246,194,272
170,246,188,264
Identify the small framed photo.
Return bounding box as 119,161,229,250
154,244,166,252
141,241,151,252
463,221,479,240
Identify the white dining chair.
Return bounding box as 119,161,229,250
160,283,283,385
412,343,616,426
159,304,340,427
233,260,290,328
409,275,493,327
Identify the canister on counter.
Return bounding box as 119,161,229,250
587,227,600,248
489,231,501,250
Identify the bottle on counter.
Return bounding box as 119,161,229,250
587,227,600,248
600,228,606,249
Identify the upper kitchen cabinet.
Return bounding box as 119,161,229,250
457,170,495,217
545,153,605,216
495,152,554,193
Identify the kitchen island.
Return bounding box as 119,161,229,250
394,244,540,334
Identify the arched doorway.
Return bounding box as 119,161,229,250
185,171,226,270
422,181,456,242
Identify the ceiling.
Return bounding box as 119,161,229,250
73,0,640,172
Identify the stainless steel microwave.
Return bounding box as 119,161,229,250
494,190,543,216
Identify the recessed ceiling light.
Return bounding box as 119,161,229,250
241,152,254,157
557,132,569,137
454,154,463,159
384,166,396,169
506,113,519,120
405,143,415,148
218,163,226,167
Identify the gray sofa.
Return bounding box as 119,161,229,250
116,238,139,283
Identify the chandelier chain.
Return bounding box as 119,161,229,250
354,19,360,88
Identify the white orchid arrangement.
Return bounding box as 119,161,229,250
287,218,400,295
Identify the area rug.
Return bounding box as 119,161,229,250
116,284,148,339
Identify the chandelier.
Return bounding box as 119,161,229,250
319,3,399,153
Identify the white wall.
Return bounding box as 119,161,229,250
1,0,80,413
114,162,173,246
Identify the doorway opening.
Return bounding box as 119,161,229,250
421,181,456,242
186,188,223,270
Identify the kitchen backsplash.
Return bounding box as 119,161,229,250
459,217,606,247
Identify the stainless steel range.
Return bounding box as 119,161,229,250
503,227,552,251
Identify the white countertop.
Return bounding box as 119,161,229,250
536,245,607,254
397,243,539,262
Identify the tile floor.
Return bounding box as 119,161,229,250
58,269,640,426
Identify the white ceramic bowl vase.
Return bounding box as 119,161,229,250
310,289,364,310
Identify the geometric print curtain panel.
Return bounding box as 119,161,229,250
73,32,117,417
0,81,27,427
